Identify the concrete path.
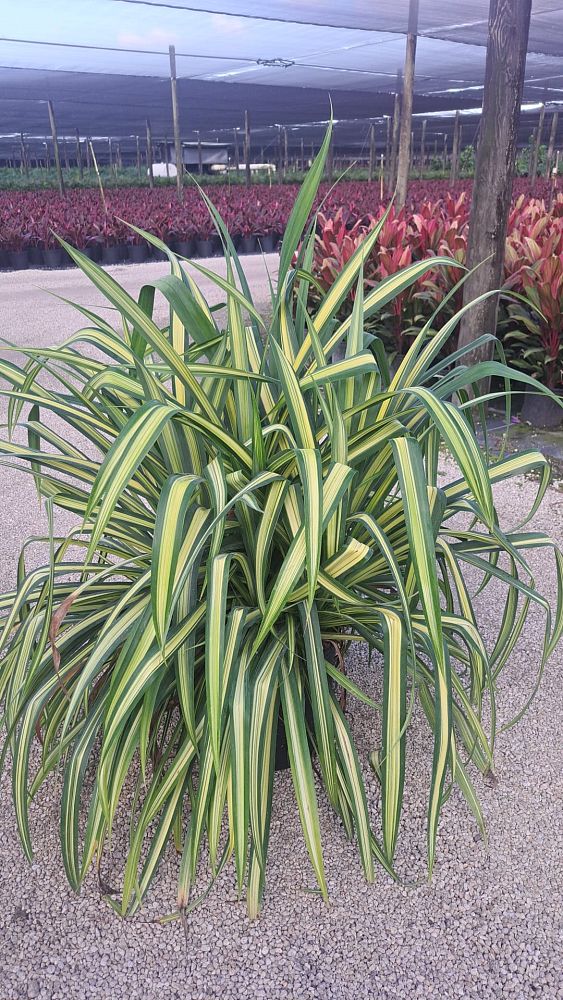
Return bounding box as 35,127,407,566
0,253,278,347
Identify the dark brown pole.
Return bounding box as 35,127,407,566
419,118,427,178
442,134,448,172
63,139,69,171
75,128,83,180
450,111,461,183
458,0,532,364
396,0,419,206
146,118,154,189
390,78,401,191
47,100,65,195
45,138,51,170
233,129,240,172
546,111,558,177
368,123,376,182
244,109,251,186
108,137,113,171
530,103,545,179
169,45,183,198
197,133,203,175
384,114,391,187
86,137,91,172
20,133,29,178
163,136,170,177
136,135,141,179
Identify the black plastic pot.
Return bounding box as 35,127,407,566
128,243,148,263
240,235,257,254
28,246,44,267
9,250,29,270
101,245,125,265
257,233,278,253
521,388,563,429
196,238,214,257
42,248,64,269
175,239,194,258
82,246,101,262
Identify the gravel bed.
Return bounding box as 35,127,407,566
0,448,562,999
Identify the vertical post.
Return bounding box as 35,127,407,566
20,133,29,178
390,79,401,191
146,118,154,189
169,45,183,198
283,127,288,177
63,140,69,171
47,100,65,196
86,137,91,172
419,118,427,178
108,137,113,172
442,134,448,172
233,129,240,172
117,143,123,172
546,111,558,177
326,132,334,186
530,103,545,179
163,136,170,177
136,135,141,179
197,133,203,175
368,123,376,182
75,128,83,180
45,138,51,170
396,0,419,206
458,0,532,363
301,137,305,172
244,109,251,186
450,110,461,183
384,114,391,186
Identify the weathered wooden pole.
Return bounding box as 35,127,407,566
233,129,240,172
75,128,83,180
19,133,29,178
384,115,391,187
530,103,545,179
108,137,113,171
283,127,289,177
301,137,305,172
63,140,70,171
197,133,203,175
419,118,427,178
135,135,141,179
390,79,401,190
85,137,91,172
458,0,532,365
396,0,419,206
368,123,376,181
546,111,558,177
450,110,461,182
146,118,154,189
442,134,448,172
169,45,184,197
47,100,65,195
244,109,251,186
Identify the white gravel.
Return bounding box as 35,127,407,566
0,459,561,1000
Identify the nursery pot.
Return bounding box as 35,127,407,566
240,235,257,254
521,387,563,429
128,243,148,263
175,239,194,258
28,246,44,267
0,250,9,269
42,248,64,268
196,238,214,258
82,246,101,262
9,250,29,270
274,642,339,772
102,244,124,265
257,233,278,253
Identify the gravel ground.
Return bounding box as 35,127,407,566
0,266,562,999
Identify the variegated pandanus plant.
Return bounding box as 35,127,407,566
0,126,561,923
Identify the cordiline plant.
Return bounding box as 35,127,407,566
0,128,561,922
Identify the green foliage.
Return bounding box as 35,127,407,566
0,129,561,921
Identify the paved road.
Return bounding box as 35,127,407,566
0,252,278,348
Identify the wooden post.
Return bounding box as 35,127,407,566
108,137,113,172
396,0,419,206
75,128,83,180
530,103,545,179
419,118,427,178
301,137,305,172
244,109,251,186
450,110,461,183
20,133,29,178
233,129,240,172
136,135,141,179
163,136,169,177
86,137,91,172
384,115,391,188
197,133,203,175
117,143,123,172
63,140,69,171
146,118,154,189
442,134,448,172
546,111,558,177
283,127,288,177
368,123,376,182
390,79,401,191
47,100,65,195
458,0,532,365
169,45,183,198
